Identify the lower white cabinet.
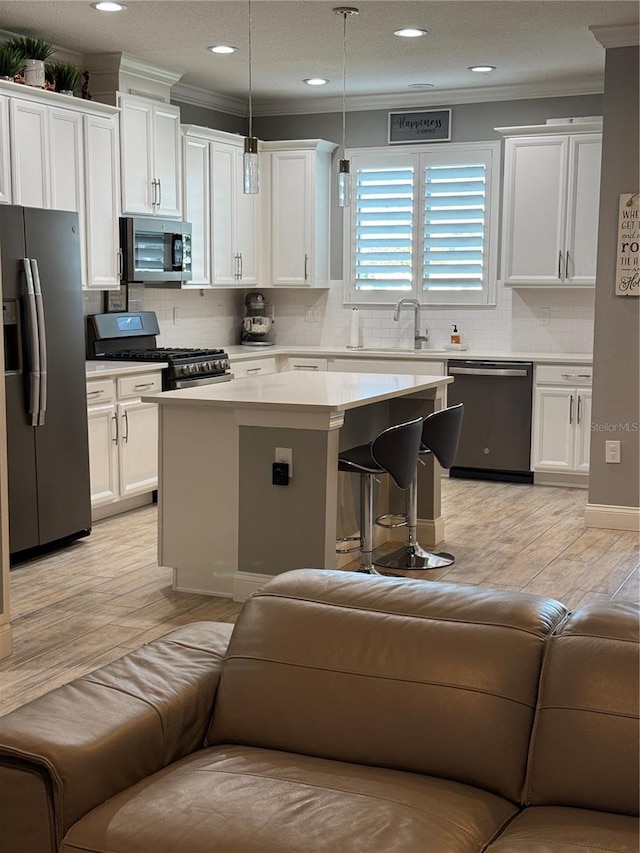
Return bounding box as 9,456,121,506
532,364,592,475
86,370,162,513
232,357,278,378
286,356,328,372
328,358,446,375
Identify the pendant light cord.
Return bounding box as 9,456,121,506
342,10,347,156
248,0,253,138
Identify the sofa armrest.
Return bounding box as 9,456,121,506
0,621,233,853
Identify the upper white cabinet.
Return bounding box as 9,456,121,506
119,93,181,218
182,125,260,288
1,81,120,290
498,123,602,287
261,139,336,287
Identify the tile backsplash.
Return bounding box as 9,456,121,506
84,281,595,354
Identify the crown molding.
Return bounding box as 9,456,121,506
589,24,640,49
84,52,184,86
171,82,247,116
173,76,604,119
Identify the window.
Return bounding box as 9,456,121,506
344,142,501,306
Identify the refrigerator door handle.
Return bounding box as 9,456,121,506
30,258,48,426
22,258,41,427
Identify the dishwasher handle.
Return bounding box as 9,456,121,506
448,366,529,378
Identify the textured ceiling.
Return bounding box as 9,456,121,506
0,1,637,113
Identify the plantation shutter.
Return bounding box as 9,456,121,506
422,162,487,293
354,164,415,292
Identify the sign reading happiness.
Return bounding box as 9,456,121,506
616,192,639,296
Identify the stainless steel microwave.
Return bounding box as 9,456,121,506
120,217,192,284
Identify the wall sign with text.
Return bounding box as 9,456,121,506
388,109,451,144
615,192,639,296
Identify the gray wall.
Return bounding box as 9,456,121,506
589,46,639,510
175,101,247,135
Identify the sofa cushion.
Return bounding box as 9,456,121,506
61,745,518,853
486,806,640,852
526,602,639,816
207,569,567,802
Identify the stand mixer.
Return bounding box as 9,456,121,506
240,291,275,346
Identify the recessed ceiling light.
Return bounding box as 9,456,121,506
304,78,329,86
208,45,238,54
408,82,434,89
91,1,127,11
469,65,496,73
394,27,427,38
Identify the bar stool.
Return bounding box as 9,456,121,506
337,417,423,573
374,404,464,571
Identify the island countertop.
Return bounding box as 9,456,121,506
143,371,453,413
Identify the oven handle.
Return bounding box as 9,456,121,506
448,367,529,377
171,373,234,389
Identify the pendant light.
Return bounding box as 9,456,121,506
243,0,259,194
334,6,358,208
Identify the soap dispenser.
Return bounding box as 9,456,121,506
450,324,461,345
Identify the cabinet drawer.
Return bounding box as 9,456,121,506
330,358,446,376
233,358,278,378
286,356,327,371
86,378,116,405
117,372,162,399
536,364,592,386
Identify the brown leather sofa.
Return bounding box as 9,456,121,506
0,569,638,853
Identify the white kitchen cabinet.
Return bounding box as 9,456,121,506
232,357,278,378
86,369,162,516
531,364,592,479
499,124,602,287
119,93,181,218
0,95,11,204
2,82,120,289
261,139,336,287
286,356,328,372
329,357,446,375
182,126,260,288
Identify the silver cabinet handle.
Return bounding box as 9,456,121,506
238,252,243,280
134,382,154,390
304,253,309,281
569,394,574,425
577,394,582,425
157,178,162,209
246,366,262,374
560,373,591,380
234,254,240,279
112,413,119,444
87,389,105,397
565,250,570,280
23,258,41,426
117,249,123,281
123,410,129,443
30,259,47,426
448,367,528,377
293,364,319,370
558,250,563,280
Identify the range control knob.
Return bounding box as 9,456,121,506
180,365,190,376
201,362,211,373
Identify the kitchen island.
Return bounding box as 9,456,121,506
144,371,452,600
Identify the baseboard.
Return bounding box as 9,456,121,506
92,493,155,521
584,503,640,531
233,571,272,602
534,471,589,489
0,621,13,660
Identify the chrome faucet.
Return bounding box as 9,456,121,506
393,298,429,350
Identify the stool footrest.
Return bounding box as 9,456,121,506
336,535,361,555
374,513,408,529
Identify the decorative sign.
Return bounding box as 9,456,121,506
388,109,451,144
615,192,639,296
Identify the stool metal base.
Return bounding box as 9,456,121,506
374,543,455,571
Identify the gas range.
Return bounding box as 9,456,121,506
87,312,232,390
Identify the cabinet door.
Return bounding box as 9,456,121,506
119,95,154,215
118,400,159,498
531,386,575,471
270,150,311,285
235,148,260,284
9,99,50,208
565,134,602,285
211,142,237,285
0,95,11,204
183,134,211,286
501,136,567,286
573,389,592,472
87,402,119,507
50,108,86,283
152,103,182,218
84,113,121,289
232,357,278,378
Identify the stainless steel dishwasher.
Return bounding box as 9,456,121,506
446,360,534,483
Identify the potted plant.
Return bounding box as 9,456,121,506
5,36,55,88
46,60,81,95
0,45,25,82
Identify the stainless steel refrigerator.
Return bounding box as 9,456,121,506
1,205,91,560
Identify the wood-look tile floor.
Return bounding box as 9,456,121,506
1,479,638,717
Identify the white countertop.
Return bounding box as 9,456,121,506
143,371,452,412
224,344,593,365
86,360,168,378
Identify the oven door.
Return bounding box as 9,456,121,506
170,373,234,390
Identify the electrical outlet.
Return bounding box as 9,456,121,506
538,307,550,326
305,306,319,323
275,447,293,478
172,307,180,326
605,440,621,463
